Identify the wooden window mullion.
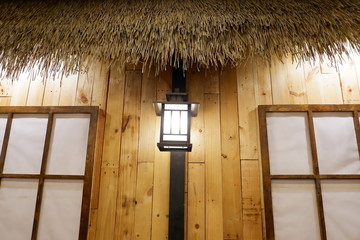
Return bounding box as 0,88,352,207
0,113,13,186
78,110,98,239
307,110,327,240
31,113,54,240
258,107,276,240
352,111,360,160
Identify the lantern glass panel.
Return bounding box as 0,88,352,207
180,111,188,134
164,104,188,110
171,111,180,134
164,111,171,134
163,135,187,141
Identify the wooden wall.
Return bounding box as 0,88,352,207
1,53,360,240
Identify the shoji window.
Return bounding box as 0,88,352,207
0,106,98,240
259,105,360,240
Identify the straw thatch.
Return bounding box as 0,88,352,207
0,0,359,78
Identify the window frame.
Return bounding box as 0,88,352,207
259,104,360,240
0,106,98,240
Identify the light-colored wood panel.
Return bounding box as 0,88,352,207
241,160,263,240
156,69,172,101
151,150,170,240
115,70,142,240
187,163,205,240
26,75,45,106
254,60,273,105
338,57,360,104
95,167,119,240
138,67,157,163
100,63,125,168
237,62,258,159
42,76,61,106
270,57,289,104
188,68,205,163
304,61,343,104
95,63,125,240
91,61,109,108
59,73,79,106
204,93,223,240
285,58,308,104
87,209,98,240
76,58,96,106
134,162,154,240
204,68,220,94
220,66,242,239
10,74,31,106
0,78,12,106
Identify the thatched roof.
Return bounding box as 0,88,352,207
0,0,359,77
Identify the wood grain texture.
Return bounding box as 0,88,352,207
220,66,242,239
59,74,79,106
115,70,142,240
237,62,258,159
187,163,205,240
241,160,263,240
204,93,223,240
187,68,205,163
134,162,154,240
95,62,125,240
138,67,157,163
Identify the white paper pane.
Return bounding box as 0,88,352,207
0,115,7,151
313,112,360,174
37,180,84,240
180,111,188,134
272,180,321,240
267,113,313,174
0,179,38,240
46,114,90,175
322,180,360,240
171,111,180,134
3,114,48,174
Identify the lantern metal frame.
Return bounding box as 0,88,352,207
153,92,199,152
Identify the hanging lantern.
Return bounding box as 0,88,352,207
153,93,199,152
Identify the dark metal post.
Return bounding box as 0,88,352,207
168,151,186,240
168,63,186,240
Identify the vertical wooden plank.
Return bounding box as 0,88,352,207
187,163,205,240
10,73,31,106
269,57,289,104
138,67,157,163
134,162,154,240
115,70,142,240
338,57,360,104
42,76,61,106
91,61,109,108
76,58,96,106
304,61,343,104
151,150,170,240
220,66,242,239
151,68,171,240
157,69,172,101
87,60,109,239
188,68,205,163
0,78,12,106
95,62,125,240
237,62,258,159
254,60,273,106
285,58,308,104
254,59,273,238
87,209,98,240
204,93,223,240
241,160,263,240
26,75,45,106
204,68,220,94
59,73,79,106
